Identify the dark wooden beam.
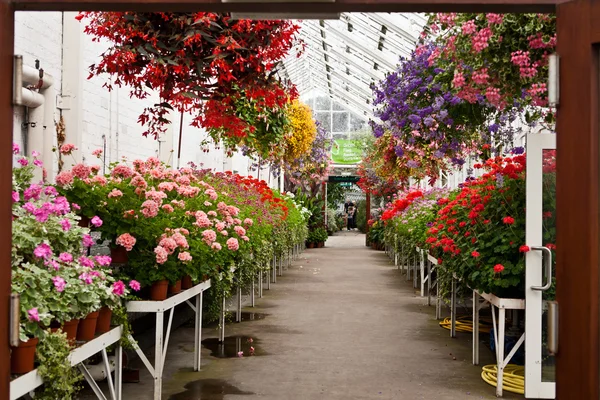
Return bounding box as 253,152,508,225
12,0,559,13
0,2,13,399
556,0,599,398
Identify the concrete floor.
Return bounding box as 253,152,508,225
85,231,521,399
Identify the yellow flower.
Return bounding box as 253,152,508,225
284,100,316,162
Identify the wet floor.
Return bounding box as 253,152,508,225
80,231,520,399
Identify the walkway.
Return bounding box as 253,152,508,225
110,231,519,399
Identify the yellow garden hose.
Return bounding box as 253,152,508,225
437,317,524,394
481,364,525,394
438,315,493,334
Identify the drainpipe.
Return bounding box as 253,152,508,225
14,57,56,182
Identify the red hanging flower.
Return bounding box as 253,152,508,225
502,216,515,225
471,251,480,257
519,245,530,253
493,264,505,273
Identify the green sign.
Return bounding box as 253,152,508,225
328,175,359,183
331,139,363,165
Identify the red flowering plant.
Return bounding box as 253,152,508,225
425,152,556,298
77,12,300,142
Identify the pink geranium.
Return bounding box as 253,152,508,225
52,276,67,292
112,280,126,296
154,246,169,264
60,143,77,155
91,216,103,227
59,252,73,263
178,251,193,262
34,243,53,259
116,233,136,251
226,238,239,251
28,308,40,322
129,280,141,291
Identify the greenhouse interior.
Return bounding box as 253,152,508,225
1,1,598,399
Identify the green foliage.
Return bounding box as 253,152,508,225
355,200,367,233
307,227,328,244
36,330,82,399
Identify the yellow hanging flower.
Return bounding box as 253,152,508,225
284,100,317,162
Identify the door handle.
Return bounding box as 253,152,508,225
547,301,559,355
530,246,553,291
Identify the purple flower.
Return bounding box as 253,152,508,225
34,243,52,259
91,216,103,227
394,145,404,157
408,114,421,125
423,116,435,127
407,160,420,168
511,146,525,155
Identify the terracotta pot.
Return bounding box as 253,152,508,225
150,280,169,301
318,242,324,248
77,311,100,342
50,319,80,343
307,243,314,249
95,307,112,335
181,275,193,289
110,245,128,264
168,280,182,295
78,216,90,228
11,337,39,374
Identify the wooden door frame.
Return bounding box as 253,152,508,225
1,1,596,399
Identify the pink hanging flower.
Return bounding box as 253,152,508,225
27,308,40,322
112,281,126,296
129,280,141,291
18,158,28,167
226,238,239,251
52,276,66,292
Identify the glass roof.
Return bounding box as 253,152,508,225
283,13,428,121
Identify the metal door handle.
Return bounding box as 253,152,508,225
10,293,20,347
530,246,553,291
547,301,559,355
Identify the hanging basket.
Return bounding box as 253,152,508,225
11,337,39,374
95,307,112,335
150,280,169,301
77,311,100,342
110,245,128,264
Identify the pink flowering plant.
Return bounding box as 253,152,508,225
12,151,138,340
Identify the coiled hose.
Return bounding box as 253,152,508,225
438,316,525,394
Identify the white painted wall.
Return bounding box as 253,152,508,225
12,12,277,186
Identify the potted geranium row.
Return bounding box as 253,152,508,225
11,147,139,398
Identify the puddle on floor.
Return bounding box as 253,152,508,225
168,379,254,400
202,336,265,358
240,312,267,321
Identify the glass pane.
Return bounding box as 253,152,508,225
541,148,557,382
315,96,331,111
332,112,349,133
315,112,331,132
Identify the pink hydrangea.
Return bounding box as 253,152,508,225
178,251,193,262
208,211,218,217
162,204,174,213
234,226,246,236
108,188,123,198
129,280,141,291
204,201,212,207
176,176,191,186
243,218,254,226
116,233,136,251
83,234,95,248
241,236,250,242
202,229,217,245
216,222,226,232
227,206,240,216
34,243,53,259
154,246,169,264
112,280,126,296
220,230,228,236
211,242,222,251
172,232,189,248
52,276,66,292
60,143,77,155
196,216,212,228
205,189,218,200
91,216,103,227
27,308,40,322
59,252,73,263
226,238,239,251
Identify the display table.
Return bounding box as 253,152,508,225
473,290,525,397
126,279,211,400
11,326,123,400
